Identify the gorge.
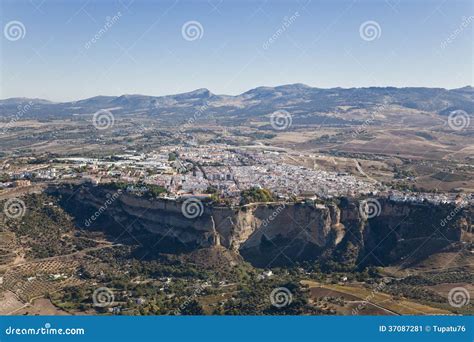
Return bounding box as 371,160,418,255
49,184,473,269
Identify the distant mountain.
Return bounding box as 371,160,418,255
1,85,472,122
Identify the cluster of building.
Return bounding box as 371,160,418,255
1,144,471,206
386,190,471,206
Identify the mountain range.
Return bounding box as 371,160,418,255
1,84,473,124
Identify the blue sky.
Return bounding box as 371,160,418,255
0,0,472,101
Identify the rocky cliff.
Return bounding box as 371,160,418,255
48,184,472,268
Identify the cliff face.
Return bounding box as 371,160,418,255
49,185,472,268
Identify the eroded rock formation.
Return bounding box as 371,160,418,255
49,184,472,268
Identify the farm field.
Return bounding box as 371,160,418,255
301,280,452,315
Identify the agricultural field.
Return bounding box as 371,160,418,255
301,280,453,315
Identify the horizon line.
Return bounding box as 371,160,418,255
1,83,473,103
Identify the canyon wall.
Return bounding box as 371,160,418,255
49,184,472,268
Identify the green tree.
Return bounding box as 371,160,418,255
180,300,204,315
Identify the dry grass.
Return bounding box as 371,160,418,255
301,280,451,315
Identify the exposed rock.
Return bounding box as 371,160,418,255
48,184,472,268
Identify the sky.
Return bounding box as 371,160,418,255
0,0,473,102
